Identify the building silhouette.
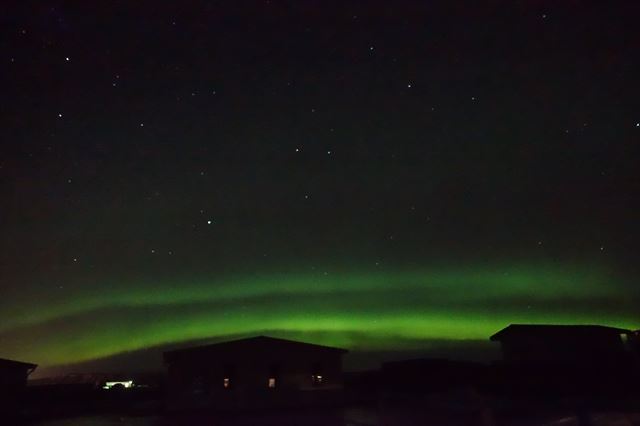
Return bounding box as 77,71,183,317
163,336,347,410
0,358,37,416
380,358,487,393
490,324,639,397
490,324,634,364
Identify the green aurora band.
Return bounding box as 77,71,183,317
0,264,637,367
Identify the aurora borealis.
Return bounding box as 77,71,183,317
2,1,639,372
2,264,637,368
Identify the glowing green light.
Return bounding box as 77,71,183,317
0,263,636,367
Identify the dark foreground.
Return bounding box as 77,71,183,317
25,406,640,426
17,391,640,426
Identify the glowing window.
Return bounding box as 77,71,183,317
621,333,632,351
102,380,133,390
268,377,276,388
223,377,230,388
311,374,323,386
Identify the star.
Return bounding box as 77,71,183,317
58,113,63,118
65,57,70,61
207,220,212,225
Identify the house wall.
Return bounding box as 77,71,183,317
500,333,628,363
0,366,30,414
166,343,344,408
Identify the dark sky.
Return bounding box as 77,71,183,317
1,1,639,370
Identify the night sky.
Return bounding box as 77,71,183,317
2,1,639,371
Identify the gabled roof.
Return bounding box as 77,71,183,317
164,335,348,363
0,357,37,370
490,324,632,341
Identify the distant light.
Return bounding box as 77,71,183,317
58,113,63,118
207,220,212,225
103,380,134,390
140,123,144,127
65,57,70,61
312,374,323,385
223,378,230,388
268,377,276,388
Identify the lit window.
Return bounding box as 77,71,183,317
621,333,632,351
312,374,323,386
102,380,134,390
268,377,276,388
223,377,230,388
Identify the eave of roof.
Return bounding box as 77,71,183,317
164,335,348,362
490,324,632,341
0,357,38,369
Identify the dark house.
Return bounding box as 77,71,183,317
490,324,634,365
0,358,37,415
380,359,487,393
490,324,638,396
163,336,347,410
